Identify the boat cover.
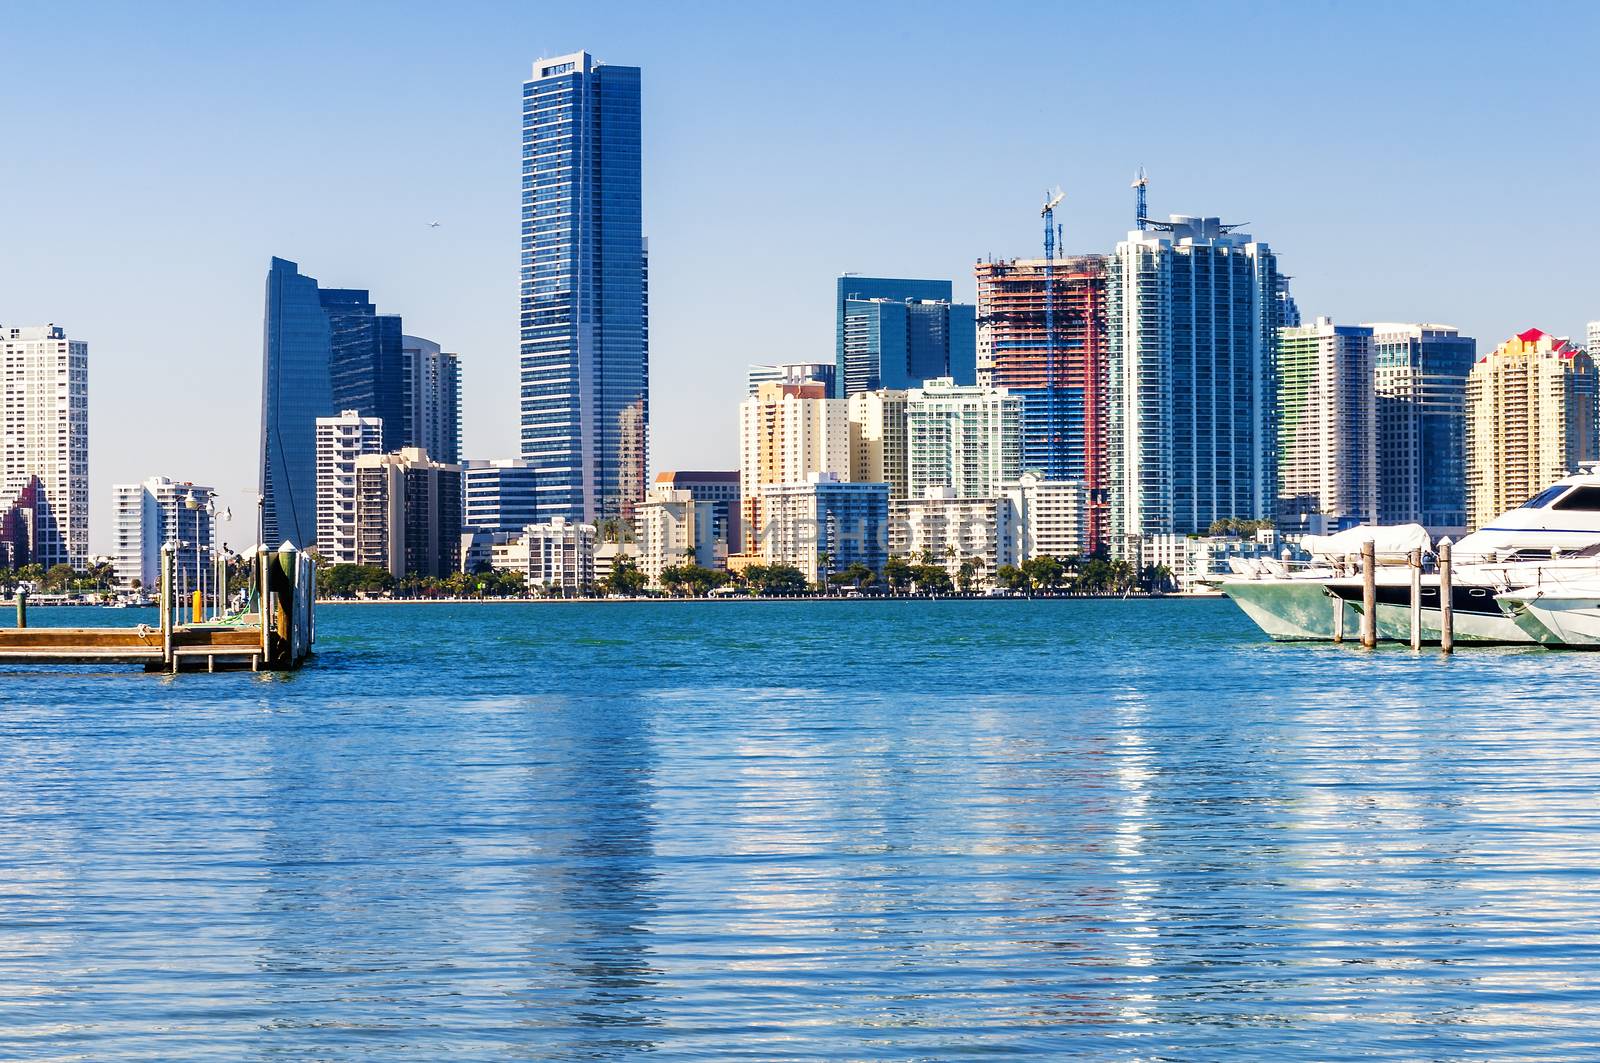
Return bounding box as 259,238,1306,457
1302,524,1431,559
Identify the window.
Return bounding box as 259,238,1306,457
1551,486,1600,512
1522,485,1569,509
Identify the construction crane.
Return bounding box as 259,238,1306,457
1132,167,1149,230
1041,188,1065,479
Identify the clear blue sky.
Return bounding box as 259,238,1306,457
2,0,1595,553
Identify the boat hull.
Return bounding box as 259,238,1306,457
1496,594,1600,647
1219,579,1358,641
1327,579,1533,644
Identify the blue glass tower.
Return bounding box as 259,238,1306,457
260,258,412,548
322,290,406,452
260,257,334,548
521,52,648,524
1372,323,1477,531
835,276,976,397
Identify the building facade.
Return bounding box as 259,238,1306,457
890,488,1001,578
1106,217,1286,544
353,448,463,578
494,517,597,595
111,477,215,591
973,255,1108,543
1466,328,1599,530
652,470,741,552
836,276,976,397
737,381,851,551
905,378,1022,501
315,410,384,564
402,335,461,466
1,324,88,567
462,459,543,533
521,52,648,525
998,472,1090,564
636,483,722,586
757,473,888,584
1370,322,1476,532
1276,318,1377,533
747,361,836,397
322,288,406,452
848,389,909,502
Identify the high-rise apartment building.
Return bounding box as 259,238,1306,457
494,517,597,595
402,336,461,466
835,276,976,397
890,489,1001,576
1588,321,1600,357
521,52,648,525
1465,328,1599,530
653,470,741,552
354,448,463,578
260,258,426,548
1276,318,1377,533
847,389,910,502
905,378,1022,501
973,255,1108,543
1106,217,1286,544
462,459,543,533
0,324,88,568
111,477,215,590
315,410,384,564
737,381,851,549
1369,322,1476,532
757,473,888,583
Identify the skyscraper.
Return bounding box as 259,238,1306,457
835,276,976,397
260,257,432,548
521,52,648,525
1465,328,1598,530
323,289,406,451
1275,318,1376,533
462,459,543,534
1,324,88,567
905,378,1022,501
402,335,461,465
354,447,463,578
111,477,215,590
973,255,1108,543
315,410,383,564
1369,322,1476,532
1106,216,1286,544
737,381,851,551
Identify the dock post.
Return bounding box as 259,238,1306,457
1361,540,1377,648
1332,590,1344,643
14,588,25,630
1439,537,1454,655
1409,546,1423,651
160,545,174,668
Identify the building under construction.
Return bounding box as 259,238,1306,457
974,254,1109,548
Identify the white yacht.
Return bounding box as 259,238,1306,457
1216,525,1428,640
1496,579,1600,647
1222,469,1600,643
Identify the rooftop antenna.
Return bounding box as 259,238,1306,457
1132,167,1149,230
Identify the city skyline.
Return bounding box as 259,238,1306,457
3,2,1598,552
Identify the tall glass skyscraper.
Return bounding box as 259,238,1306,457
261,258,335,548
521,52,648,525
1371,323,1476,533
835,276,976,397
260,257,417,548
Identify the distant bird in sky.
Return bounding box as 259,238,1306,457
428,221,441,228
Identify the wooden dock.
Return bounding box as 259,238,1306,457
0,546,315,672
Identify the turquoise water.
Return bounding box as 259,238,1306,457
3,598,1599,1060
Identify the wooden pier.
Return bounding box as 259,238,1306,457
0,546,315,672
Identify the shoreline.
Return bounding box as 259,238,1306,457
314,592,1219,605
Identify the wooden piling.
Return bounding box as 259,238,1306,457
1332,590,1345,643
1439,537,1454,655
1409,546,1423,651
15,589,25,630
1361,540,1377,648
